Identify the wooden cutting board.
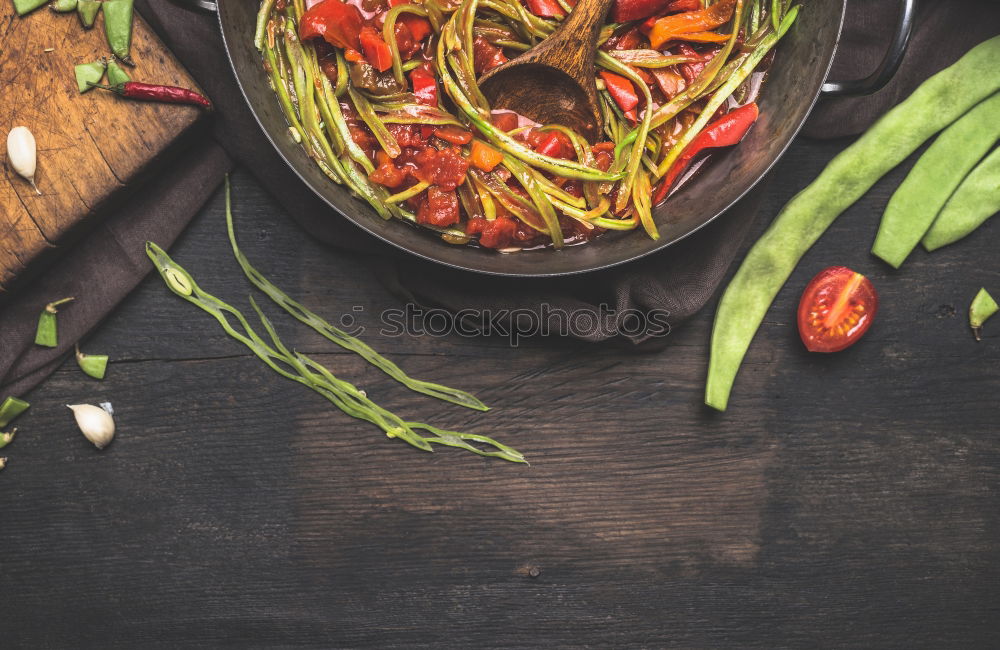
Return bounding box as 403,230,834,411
0,4,206,291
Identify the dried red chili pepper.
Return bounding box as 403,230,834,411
652,101,759,204
90,82,212,109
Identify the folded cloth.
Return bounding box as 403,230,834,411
3,0,997,396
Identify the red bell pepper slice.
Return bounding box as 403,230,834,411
534,132,564,158
298,0,363,52
526,0,565,18
599,70,639,114
652,101,759,204
473,35,508,74
399,14,432,42
611,0,671,24
409,67,438,106
359,26,393,72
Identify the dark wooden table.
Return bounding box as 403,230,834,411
2,136,998,648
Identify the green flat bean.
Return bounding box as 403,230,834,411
873,92,1000,268
706,35,1000,412
103,0,135,64
224,178,489,411
13,0,46,15
107,59,131,86
34,297,74,347
76,345,109,379
969,287,998,342
145,241,521,462
77,0,100,27
51,0,78,13
75,60,106,94
922,145,1000,252
0,397,30,429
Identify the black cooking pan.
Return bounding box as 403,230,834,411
206,0,914,276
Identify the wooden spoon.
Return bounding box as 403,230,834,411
478,0,616,143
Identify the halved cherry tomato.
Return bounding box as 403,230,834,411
797,266,878,353
299,0,364,52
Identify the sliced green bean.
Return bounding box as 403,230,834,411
75,345,109,380
254,0,276,50
969,288,999,341
706,35,1000,412
103,0,134,64
873,93,1000,268
385,181,431,203
349,87,402,158
264,41,306,145
0,397,30,429
77,0,100,26
922,145,1000,252
34,297,74,347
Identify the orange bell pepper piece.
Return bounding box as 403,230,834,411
469,140,504,171
647,0,736,50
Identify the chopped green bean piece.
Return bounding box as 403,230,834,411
103,0,135,64
0,397,30,429
75,60,106,94
13,0,47,15
35,297,74,347
51,0,78,13
970,288,999,342
77,0,100,27
76,345,109,379
107,59,131,86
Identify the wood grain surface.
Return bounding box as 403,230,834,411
0,4,204,291
0,135,998,648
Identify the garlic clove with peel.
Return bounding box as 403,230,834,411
7,126,40,195
68,404,116,449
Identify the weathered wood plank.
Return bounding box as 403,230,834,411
0,138,998,648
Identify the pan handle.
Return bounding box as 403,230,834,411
821,0,917,96
169,0,217,13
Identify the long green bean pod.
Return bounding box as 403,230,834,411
146,241,522,462
224,178,489,411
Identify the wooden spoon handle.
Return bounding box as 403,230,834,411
529,0,615,85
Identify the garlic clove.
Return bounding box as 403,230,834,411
7,126,40,195
67,403,116,449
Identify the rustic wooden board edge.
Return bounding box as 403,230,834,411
1,7,209,293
